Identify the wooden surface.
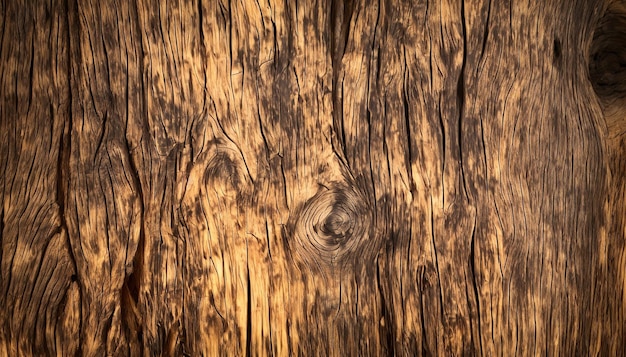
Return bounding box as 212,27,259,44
1,0,625,355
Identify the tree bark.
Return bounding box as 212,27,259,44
1,0,625,355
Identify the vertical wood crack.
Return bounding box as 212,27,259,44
458,0,469,200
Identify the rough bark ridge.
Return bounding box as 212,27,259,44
1,0,624,355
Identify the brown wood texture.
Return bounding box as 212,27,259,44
1,0,625,355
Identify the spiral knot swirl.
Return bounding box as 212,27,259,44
291,182,373,267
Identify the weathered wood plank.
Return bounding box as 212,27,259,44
589,2,626,355
0,0,624,355
0,0,78,355
64,0,144,354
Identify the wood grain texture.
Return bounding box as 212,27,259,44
1,0,624,355
589,3,626,356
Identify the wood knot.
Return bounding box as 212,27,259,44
589,2,626,104
589,1,626,144
289,181,373,268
